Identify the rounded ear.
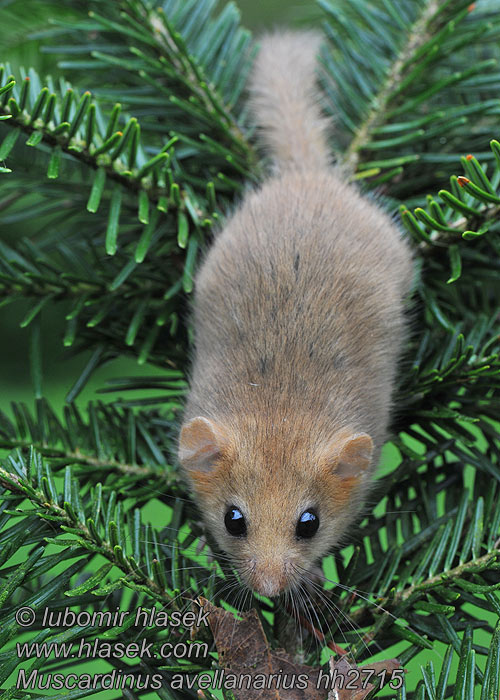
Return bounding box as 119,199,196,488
323,432,374,480
336,433,373,478
178,417,227,474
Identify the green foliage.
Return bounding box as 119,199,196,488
0,0,499,698
320,0,500,194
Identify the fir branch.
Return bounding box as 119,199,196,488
36,0,259,185
122,1,254,156
0,73,185,215
343,0,443,170
349,547,500,628
0,399,183,484
400,142,500,252
320,0,500,194
0,452,186,607
0,437,164,479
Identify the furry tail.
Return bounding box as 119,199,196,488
248,31,331,172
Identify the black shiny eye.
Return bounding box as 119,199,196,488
296,509,319,539
224,506,247,537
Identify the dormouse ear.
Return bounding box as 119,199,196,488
329,433,374,479
178,417,227,474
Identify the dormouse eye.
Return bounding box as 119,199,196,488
224,506,247,537
296,509,319,539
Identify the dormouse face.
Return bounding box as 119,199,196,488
178,416,373,597
217,497,325,597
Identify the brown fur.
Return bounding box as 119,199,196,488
178,31,413,597
248,31,331,172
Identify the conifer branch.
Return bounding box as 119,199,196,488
344,0,442,170
123,2,254,158
0,437,167,479
0,76,185,215
348,547,500,627
0,463,176,605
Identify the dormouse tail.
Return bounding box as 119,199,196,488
248,30,331,173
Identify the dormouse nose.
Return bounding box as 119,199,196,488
249,559,288,597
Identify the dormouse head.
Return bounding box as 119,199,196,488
178,415,373,597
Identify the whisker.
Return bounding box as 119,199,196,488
304,575,377,658
296,564,402,625
298,582,324,658
295,563,443,663
300,578,353,657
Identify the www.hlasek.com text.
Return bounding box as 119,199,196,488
17,637,208,661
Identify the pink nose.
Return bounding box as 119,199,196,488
249,562,288,597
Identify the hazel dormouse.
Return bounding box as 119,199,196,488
178,31,413,597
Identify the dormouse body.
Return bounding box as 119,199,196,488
178,31,413,597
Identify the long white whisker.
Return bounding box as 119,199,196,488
305,575,377,657
296,564,402,626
